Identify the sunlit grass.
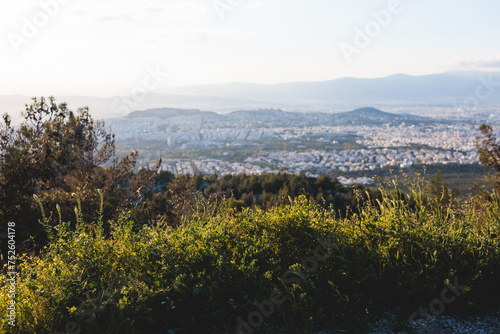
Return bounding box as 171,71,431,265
1,176,500,333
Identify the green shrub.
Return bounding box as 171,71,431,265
1,178,500,333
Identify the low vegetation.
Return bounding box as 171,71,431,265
1,177,500,333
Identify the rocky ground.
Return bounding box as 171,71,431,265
366,309,500,334
310,308,500,334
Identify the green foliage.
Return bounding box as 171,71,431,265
476,123,500,186
129,172,381,227
0,97,157,246
427,170,458,207
1,179,500,333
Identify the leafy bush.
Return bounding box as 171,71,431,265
1,177,500,333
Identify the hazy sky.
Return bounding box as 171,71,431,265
1,0,500,96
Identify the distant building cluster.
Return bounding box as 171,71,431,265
248,148,478,172
110,107,495,186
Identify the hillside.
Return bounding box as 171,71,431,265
126,107,217,119
121,106,431,126
330,107,431,125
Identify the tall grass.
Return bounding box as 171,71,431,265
1,176,500,333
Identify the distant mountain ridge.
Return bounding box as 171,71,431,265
331,107,430,125
0,93,269,124
2,71,498,123
162,71,500,105
228,108,302,120
126,107,216,119
123,106,431,126
343,107,389,116
337,107,426,119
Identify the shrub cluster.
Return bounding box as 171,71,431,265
1,177,500,333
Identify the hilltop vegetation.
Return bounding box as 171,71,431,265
1,181,500,333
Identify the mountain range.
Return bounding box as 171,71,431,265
126,107,431,127
1,71,498,123
162,71,500,105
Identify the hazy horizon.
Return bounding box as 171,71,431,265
1,69,498,99
2,0,500,97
